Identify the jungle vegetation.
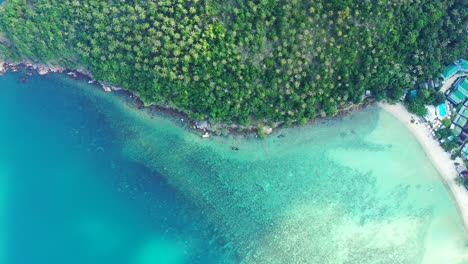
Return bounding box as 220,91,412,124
0,0,466,124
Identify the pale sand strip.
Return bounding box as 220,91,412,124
379,102,468,230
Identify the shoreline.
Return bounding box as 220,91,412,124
0,60,373,138
379,102,468,231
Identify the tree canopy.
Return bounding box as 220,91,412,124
0,0,466,123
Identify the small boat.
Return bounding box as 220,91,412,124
231,146,239,151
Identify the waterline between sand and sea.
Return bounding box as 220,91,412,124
380,103,468,231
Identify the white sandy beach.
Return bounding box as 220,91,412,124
380,102,468,230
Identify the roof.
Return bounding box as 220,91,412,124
419,82,429,89
460,59,468,71
455,115,468,127
452,125,462,136
448,79,468,105
459,78,468,91
448,89,466,104
460,107,468,119
460,132,468,140
453,77,464,87
444,64,459,79
461,170,468,178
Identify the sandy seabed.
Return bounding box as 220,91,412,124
380,102,468,231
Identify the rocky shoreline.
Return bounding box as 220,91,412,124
0,60,373,138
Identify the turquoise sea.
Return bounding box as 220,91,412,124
0,71,467,263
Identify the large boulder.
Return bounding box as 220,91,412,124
0,61,5,75
195,120,210,130
101,84,112,92
37,66,49,75
262,126,273,135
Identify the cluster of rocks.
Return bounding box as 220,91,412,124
101,84,112,92
195,120,211,130
0,61,20,74
191,118,275,139
261,126,273,135
0,61,65,76
0,60,5,75
0,60,127,93
101,84,123,92
25,62,65,75
0,59,283,138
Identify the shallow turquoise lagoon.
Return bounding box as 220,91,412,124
0,71,467,263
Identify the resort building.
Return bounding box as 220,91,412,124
447,77,468,105
460,104,468,119
451,124,462,136
443,64,459,80
442,59,468,81
461,59,468,74
450,105,467,139
454,115,468,128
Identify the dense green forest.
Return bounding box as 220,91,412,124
0,0,466,124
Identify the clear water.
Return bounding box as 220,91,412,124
0,72,235,264
439,103,447,117
0,71,467,263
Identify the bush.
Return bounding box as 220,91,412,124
257,126,267,139
438,127,452,138
405,97,427,116
298,118,308,126
432,92,446,106
442,118,452,127
283,119,293,127
442,140,459,152
418,89,430,100
454,176,465,186
451,152,459,160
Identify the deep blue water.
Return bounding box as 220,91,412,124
0,72,233,264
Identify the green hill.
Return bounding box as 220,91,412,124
0,0,466,124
